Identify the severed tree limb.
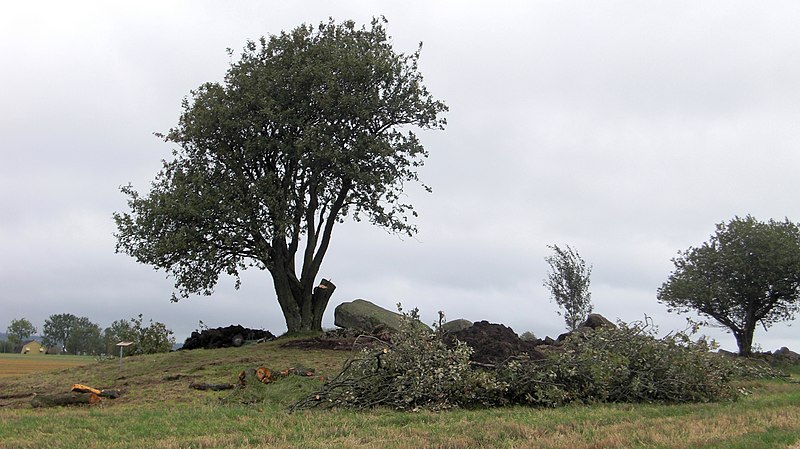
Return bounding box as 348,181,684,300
31,393,101,408
0,392,34,400
189,382,235,391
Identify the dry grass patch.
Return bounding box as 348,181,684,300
0,354,95,377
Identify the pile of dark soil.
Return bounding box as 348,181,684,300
445,321,545,364
182,325,275,350
280,329,391,351
281,323,547,365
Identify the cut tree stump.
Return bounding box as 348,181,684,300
31,393,101,408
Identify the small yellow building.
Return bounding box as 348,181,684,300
20,340,45,355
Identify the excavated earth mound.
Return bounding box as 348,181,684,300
445,320,546,364
182,325,276,350
280,328,391,351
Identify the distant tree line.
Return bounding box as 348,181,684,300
2,314,175,356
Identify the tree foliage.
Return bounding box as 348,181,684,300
7,318,37,350
65,317,103,355
658,215,800,356
104,314,176,356
42,313,77,353
544,244,593,331
43,313,103,355
292,308,483,411
114,17,447,334
103,319,134,355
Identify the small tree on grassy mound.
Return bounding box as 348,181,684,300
544,244,594,331
113,18,447,335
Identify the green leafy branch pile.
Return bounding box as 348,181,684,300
292,310,785,412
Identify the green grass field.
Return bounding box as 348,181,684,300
0,353,96,377
0,342,798,449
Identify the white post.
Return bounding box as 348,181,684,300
116,341,133,371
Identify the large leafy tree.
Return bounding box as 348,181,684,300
65,317,103,355
543,244,593,331
7,318,37,350
43,314,103,355
114,18,447,334
42,313,78,353
658,216,800,356
103,319,135,355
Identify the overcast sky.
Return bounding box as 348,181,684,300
2,1,800,352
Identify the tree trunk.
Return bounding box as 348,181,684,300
735,329,754,356
272,272,336,335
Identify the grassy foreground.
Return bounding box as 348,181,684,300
0,340,798,449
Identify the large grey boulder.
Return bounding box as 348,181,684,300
773,346,800,362
334,299,427,333
579,313,616,330
441,319,473,333
556,313,616,343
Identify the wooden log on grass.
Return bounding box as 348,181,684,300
31,392,101,408
237,367,278,386
72,384,121,399
189,382,235,391
237,365,318,387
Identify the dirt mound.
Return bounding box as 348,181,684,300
279,323,547,365
280,329,391,351
182,325,275,350
445,321,545,364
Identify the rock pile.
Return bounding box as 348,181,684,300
445,321,545,364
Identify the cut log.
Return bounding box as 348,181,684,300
0,392,34,400
256,367,274,383
286,366,316,377
238,365,318,387
99,389,121,399
71,384,101,395
189,383,235,391
72,384,121,399
31,393,100,408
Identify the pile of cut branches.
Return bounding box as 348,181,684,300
292,309,787,412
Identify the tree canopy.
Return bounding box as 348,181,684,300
42,313,102,355
103,315,175,356
42,313,76,353
114,18,447,334
7,318,37,350
658,215,800,356
543,244,593,331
